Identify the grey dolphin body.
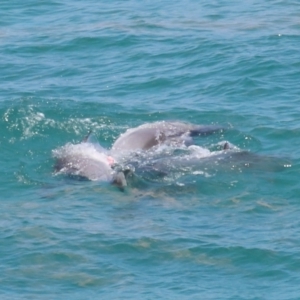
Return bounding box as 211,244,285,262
111,121,223,154
53,122,289,190
53,121,223,187
53,139,127,187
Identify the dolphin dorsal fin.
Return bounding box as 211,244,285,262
82,130,93,143
223,142,230,150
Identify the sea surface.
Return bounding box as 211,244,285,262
1,1,300,299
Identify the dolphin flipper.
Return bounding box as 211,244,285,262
112,172,127,189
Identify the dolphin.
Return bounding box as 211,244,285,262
120,142,290,186
53,121,224,187
111,121,223,154
53,134,127,188
53,122,290,191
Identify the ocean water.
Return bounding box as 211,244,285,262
1,0,300,299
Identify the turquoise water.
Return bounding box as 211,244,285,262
1,1,300,299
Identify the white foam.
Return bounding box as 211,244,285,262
187,145,212,158
53,142,110,165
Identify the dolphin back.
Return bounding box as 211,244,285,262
53,142,114,182
111,121,223,153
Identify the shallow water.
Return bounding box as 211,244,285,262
1,1,300,299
